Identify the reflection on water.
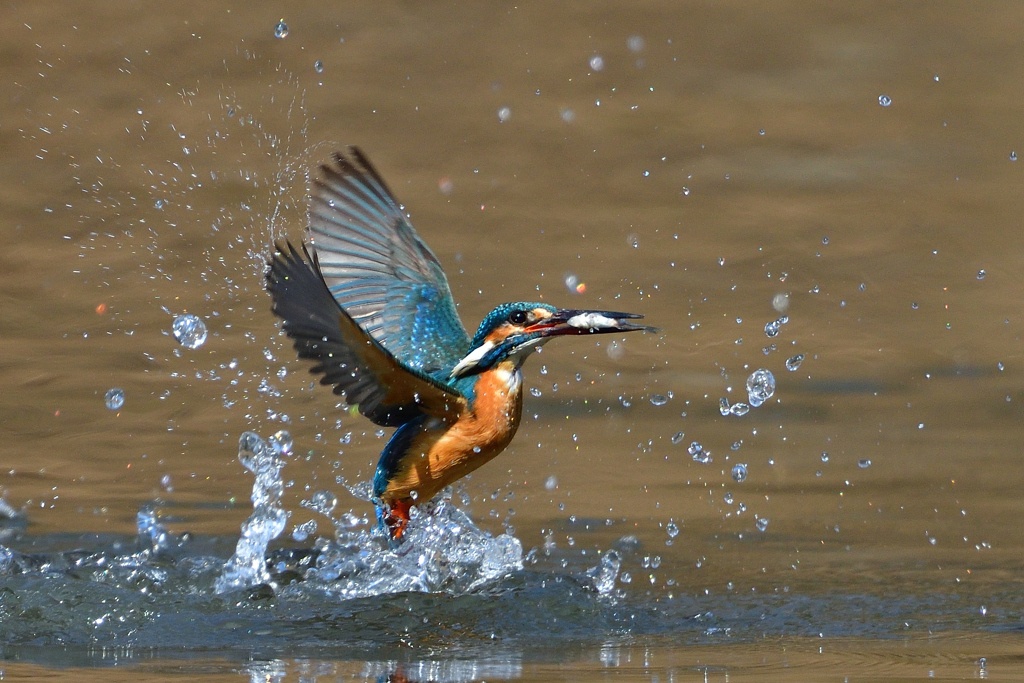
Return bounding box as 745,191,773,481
4,0,1024,679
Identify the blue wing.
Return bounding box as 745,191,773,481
266,242,466,427
307,148,471,376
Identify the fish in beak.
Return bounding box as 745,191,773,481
524,309,659,337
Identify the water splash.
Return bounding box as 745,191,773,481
585,550,621,597
296,492,523,598
214,431,289,593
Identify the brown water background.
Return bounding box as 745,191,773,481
3,1,1024,680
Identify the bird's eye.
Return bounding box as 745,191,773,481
508,310,529,325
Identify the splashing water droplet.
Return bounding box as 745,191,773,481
309,490,337,516
671,431,685,445
977,269,986,280
497,106,512,123
666,521,679,538
688,442,712,464
785,354,805,371
821,452,830,463
1011,152,1018,162
589,55,605,71
724,492,734,505
731,463,748,483
104,388,124,410
269,430,293,456
172,314,207,350
755,517,770,532
274,20,289,39
858,459,872,468
530,387,542,397
314,60,324,73
544,475,557,491
650,394,668,406
729,402,750,416
719,398,731,416
746,369,776,407
878,94,892,106
292,519,317,542
587,549,621,596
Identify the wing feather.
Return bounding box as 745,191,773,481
266,242,465,427
306,148,471,375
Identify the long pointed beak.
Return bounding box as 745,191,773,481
525,309,659,337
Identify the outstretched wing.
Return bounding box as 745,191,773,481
307,148,471,376
266,242,466,427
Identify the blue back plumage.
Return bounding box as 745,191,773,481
308,149,471,377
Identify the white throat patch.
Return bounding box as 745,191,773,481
450,341,495,379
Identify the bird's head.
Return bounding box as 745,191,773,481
449,302,655,379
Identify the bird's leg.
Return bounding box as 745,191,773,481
381,498,412,543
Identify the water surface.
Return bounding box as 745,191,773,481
1,1,1024,680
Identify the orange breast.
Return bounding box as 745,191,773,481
381,361,523,505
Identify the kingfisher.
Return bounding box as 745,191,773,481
266,148,654,542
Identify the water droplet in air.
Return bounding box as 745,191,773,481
821,452,829,463
729,402,750,416
764,316,788,338
719,398,731,416
759,128,765,136
560,108,575,123
878,94,892,106
731,463,748,483
160,474,172,491
627,234,639,248
497,106,512,123
544,475,557,491
310,490,337,516
718,257,725,266
688,442,711,463
857,459,871,468
980,605,987,616
154,199,165,209
269,430,293,456
530,387,542,397
627,35,645,52
650,394,668,406
292,519,316,542
666,521,679,538
314,60,324,73
746,369,776,407
172,314,207,349
998,362,1005,371
274,20,289,39
589,55,605,71
977,269,986,280
682,187,690,196
671,431,685,445
772,293,790,313
104,388,124,410
1011,152,1018,161
755,517,770,532
724,492,734,505
822,236,829,245
785,354,805,371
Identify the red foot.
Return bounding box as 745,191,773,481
384,498,412,542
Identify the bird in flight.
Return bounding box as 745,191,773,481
266,148,655,542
